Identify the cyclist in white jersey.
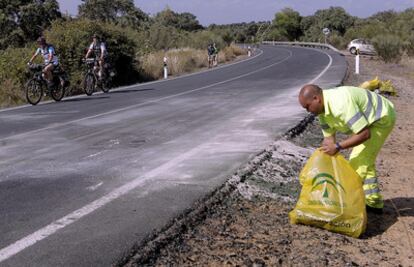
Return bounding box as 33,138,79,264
28,37,59,87
85,34,108,80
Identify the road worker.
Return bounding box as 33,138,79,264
298,84,396,214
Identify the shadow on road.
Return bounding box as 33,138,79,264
62,96,111,102
109,88,155,94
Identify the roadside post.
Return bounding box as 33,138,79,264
355,48,360,74
163,56,168,79
247,46,252,57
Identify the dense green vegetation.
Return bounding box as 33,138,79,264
214,7,414,62
0,0,61,49
218,7,414,62
0,1,413,107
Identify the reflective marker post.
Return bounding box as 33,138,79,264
163,56,168,79
355,49,360,74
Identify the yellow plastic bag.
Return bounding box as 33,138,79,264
289,149,367,238
359,76,380,90
379,80,397,96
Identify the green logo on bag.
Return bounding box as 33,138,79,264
311,173,345,198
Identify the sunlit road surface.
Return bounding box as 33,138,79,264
0,45,346,266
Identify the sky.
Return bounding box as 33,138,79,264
58,0,414,26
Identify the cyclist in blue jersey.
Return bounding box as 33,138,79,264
28,37,59,88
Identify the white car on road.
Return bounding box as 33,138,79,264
347,39,376,55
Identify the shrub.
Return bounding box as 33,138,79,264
404,34,414,57
372,35,404,63
189,31,225,50
220,45,246,62
344,23,385,41
0,47,34,106
328,33,347,49
45,19,143,91
139,48,206,79
0,79,25,108
146,23,190,51
265,28,289,41
138,45,246,80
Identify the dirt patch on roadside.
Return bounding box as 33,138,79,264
121,54,414,266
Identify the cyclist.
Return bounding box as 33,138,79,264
85,33,108,80
207,43,215,68
28,37,59,89
212,43,219,66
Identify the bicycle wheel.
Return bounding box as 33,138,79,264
50,84,65,102
83,73,95,96
101,78,110,93
25,79,43,105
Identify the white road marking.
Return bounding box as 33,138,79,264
85,152,104,159
86,182,103,191
0,141,209,262
0,48,334,263
308,49,333,84
0,49,290,143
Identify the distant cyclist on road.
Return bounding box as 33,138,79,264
212,42,219,66
207,43,215,68
28,37,59,89
85,33,108,80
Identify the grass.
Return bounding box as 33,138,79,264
0,78,25,108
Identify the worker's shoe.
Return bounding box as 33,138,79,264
366,205,383,214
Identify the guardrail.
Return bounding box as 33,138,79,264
262,41,343,55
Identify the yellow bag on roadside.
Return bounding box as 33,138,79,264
379,80,397,96
359,76,380,90
289,149,367,238
359,76,398,96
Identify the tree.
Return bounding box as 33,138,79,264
369,10,398,24
176,12,203,31
313,7,355,35
154,8,203,32
78,0,148,29
0,0,61,49
147,23,184,50
273,8,302,41
221,30,233,46
301,7,355,42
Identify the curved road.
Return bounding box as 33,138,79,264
0,45,346,266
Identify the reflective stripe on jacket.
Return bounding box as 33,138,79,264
318,86,395,137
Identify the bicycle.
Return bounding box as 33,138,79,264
208,54,214,68
25,63,67,105
83,58,114,96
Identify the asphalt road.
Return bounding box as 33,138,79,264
0,45,347,266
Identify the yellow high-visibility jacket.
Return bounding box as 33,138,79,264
319,86,395,137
